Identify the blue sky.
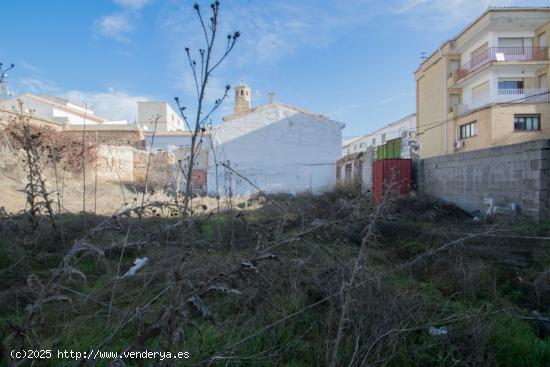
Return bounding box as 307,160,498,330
1,0,549,137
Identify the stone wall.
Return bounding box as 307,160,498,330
133,150,174,187
94,145,208,193
94,145,135,183
417,139,550,221
62,126,145,150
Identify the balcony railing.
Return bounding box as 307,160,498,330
453,88,550,114
496,88,550,104
455,47,549,81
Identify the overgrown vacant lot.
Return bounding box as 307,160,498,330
1,189,550,366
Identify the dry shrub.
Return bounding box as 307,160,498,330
514,268,550,311
429,255,496,300
391,196,472,223
4,121,95,174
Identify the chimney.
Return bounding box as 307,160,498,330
268,91,276,104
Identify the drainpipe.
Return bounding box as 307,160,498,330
439,47,448,155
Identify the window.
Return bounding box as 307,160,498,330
539,32,548,48
381,134,386,143
498,38,525,48
459,121,477,139
344,164,352,184
539,74,548,89
514,114,541,131
449,94,461,111
372,138,376,145
449,60,460,77
498,80,524,90
470,42,489,66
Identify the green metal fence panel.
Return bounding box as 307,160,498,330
375,138,402,160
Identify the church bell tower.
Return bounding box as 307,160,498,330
234,82,251,113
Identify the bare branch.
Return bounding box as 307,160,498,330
185,47,200,98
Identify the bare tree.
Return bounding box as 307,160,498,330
174,0,240,216
0,62,15,84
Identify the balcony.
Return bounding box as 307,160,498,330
453,88,550,115
455,47,549,81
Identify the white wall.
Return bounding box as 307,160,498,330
145,134,193,151
138,102,186,132
3,95,100,125
4,95,53,119
208,104,343,195
52,106,99,125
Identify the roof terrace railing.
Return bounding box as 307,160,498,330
455,47,549,81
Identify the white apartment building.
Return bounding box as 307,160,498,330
342,113,416,157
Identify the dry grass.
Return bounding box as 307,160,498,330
1,126,550,366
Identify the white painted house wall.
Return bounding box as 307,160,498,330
145,134,193,151
5,94,101,125
209,103,344,195
138,102,186,133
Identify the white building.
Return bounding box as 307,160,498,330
144,131,195,152
208,83,345,195
138,101,187,133
342,113,416,157
4,93,113,125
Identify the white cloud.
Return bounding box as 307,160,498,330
114,0,151,11
160,0,375,68
156,0,379,123
394,0,549,30
17,77,60,95
11,61,148,123
92,0,152,42
94,13,134,42
64,89,149,122
18,61,44,74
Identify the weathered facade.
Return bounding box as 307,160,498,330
62,124,145,150
336,148,375,192
94,145,208,194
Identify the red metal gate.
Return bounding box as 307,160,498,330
373,159,412,204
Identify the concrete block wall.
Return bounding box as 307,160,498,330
417,139,550,221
